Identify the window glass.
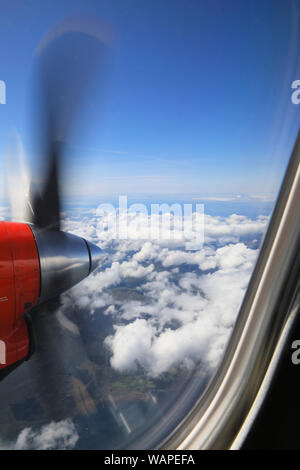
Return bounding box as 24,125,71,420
0,0,300,450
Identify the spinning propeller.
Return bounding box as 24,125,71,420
0,17,111,381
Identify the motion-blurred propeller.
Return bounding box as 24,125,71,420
3,17,112,402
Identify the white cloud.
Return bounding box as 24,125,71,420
104,243,256,376
105,319,155,373
59,208,268,377
62,210,268,252
1,419,79,450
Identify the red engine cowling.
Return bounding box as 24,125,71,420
0,221,103,376
0,222,40,371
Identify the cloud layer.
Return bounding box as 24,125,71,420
59,208,268,377
1,419,79,450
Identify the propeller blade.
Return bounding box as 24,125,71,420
21,16,112,394
28,16,113,230
5,129,33,223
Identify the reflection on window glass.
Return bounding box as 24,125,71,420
0,0,300,450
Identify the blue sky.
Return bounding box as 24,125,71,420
1,0,300,200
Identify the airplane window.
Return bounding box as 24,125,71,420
0,0,300,450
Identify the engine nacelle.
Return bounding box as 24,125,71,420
0,221,102,375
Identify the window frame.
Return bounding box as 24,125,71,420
161,132,300,450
